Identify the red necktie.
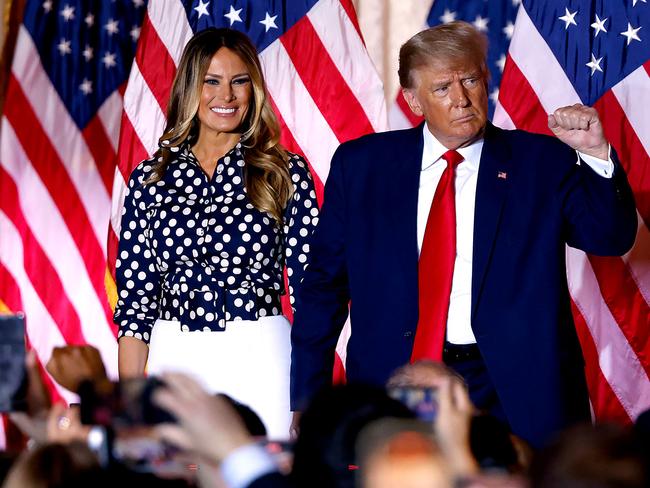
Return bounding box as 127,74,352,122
411,149,464,362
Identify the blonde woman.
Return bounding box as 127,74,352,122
113,28,318,438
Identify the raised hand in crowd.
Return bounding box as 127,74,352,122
46,345,108,393
45,402,91,445
153,372,252,464
434,376,479,478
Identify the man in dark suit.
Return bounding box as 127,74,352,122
290,21,637,448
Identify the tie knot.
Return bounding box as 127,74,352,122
442,150,464,168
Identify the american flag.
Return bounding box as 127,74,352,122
391,0,650,423
0,0,385,447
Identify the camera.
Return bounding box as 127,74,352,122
79,376,175,428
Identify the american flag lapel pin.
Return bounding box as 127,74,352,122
497,171,507,180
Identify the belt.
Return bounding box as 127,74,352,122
443,341,482,362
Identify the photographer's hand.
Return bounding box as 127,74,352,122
434,376,479,477
46,402,91,444
153,372,252,464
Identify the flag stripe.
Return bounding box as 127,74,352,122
567,246,650,420
81,114,117,194
0,165,86,346
0,210,80,405
116,112,150,184
146,0,192,66
588,254,650,377
612,63,650,164
3,80,111,311
336,0,363,40
97,89,124,153
262,40,340,182
595,91,650,227
134,13,175,115
572,300,632,424
280,16,375,143
4,77,112,319
12,27,112,244
269,95,325,203
122,61,167,157
307,0,388,133
1,120,119,360
507,6,581,110
498,56,553,136
623,215,650,305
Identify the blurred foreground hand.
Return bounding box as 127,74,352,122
46,345,108,393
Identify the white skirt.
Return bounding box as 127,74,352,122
147,316,292,440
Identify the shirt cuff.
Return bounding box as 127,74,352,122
117,320,152,344
576,146,614,178
221,443,278,488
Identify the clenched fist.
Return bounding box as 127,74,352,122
548,104,609,160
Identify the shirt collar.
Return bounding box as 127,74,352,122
421,123,484,171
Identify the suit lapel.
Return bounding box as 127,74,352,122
472,123,513,319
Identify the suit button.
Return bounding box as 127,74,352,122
403,331,413,338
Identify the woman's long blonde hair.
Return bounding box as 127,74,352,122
148,28,292,223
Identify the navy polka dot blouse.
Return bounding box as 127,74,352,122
113,142,319,344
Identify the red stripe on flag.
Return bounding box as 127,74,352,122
0,262,23,312
116,112,150,181
338,0,364,41
281,17,375,143
82,113,117,195
135,13,176,114
396,90,424,127
0,167,86,345
4,76,113,324
594,91,650,227
572,300,632,424
498,55,553,137
588,255,650,377
644,60,650,78
333,353,347,384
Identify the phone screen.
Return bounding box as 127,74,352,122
387,386,438,422
0,314,27,412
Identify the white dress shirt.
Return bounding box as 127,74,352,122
417,125,614,345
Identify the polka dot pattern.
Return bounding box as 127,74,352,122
113,142,318,343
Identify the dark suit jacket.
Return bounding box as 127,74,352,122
290,123,637,447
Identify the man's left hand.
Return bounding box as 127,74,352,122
548,104,609,160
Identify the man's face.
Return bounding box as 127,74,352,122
403,58,488,149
